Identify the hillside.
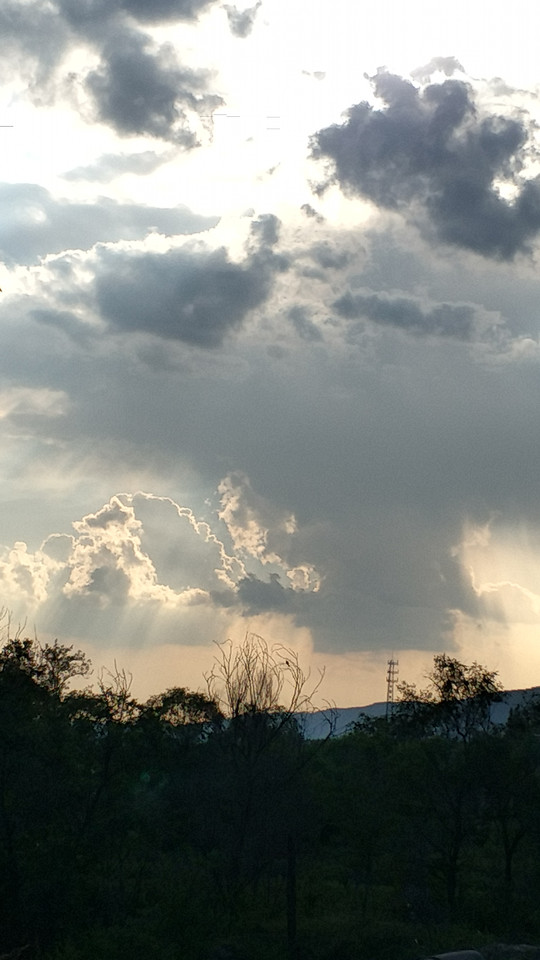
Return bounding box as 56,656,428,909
300,686,540,738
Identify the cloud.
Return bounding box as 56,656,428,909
218,471,298,566
308,241,352,270
94,214,289,347
28,309,100,350
223,2,262,38
300,203,324,223
0,541,59,606
0,483,322,652
288,305,323,342
122,0,215,20
311,69,540,259
85,28,224,144
57,0,215,31
236,572,299,613
27,493,233,617
333,290,479,339
214,472,322,620
0,387,69,421
411,56,465,83
0,4,69,88
63,496,181,607
0,183,219,265
234,567,322,617
58,0,217,27
0,2,222,146
302,70,326,82
63,150,173,182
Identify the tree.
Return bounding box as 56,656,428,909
205,634,331,958
37,638,92,697
0,613,91,700
206,633,325,729
394,653,504,741
96,662,140,723
139,687,223,744
142,686,222,727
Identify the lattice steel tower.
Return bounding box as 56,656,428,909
385,658,399,719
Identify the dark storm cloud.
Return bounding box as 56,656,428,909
85,29,223,144
0,183,219,264
236,574,299,613
95,216,289,347
211,574,314,618
311,70,540,259
63,151,172,182
223,2,262,38
333,290,476,339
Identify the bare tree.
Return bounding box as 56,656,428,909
206,632,325,723
97,661,140,723
205,633,333,956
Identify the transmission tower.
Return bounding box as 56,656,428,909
385,658,399,719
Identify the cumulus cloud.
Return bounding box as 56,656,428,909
94,214,289,347
311,69,540,259
37,493,233,614
0,483,322,647
0,541,59,606
218,471,298,565
85,29,224,144
64,496,174,606
0,1,222,145
216,473,322,618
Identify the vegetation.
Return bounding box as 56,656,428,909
0,614,539,960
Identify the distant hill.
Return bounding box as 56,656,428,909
299,686,540,739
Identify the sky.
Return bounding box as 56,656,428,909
3,0,540,706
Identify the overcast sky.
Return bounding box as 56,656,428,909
2,0,540,705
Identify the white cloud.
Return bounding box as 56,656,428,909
217,472,321,595
0,540,60,606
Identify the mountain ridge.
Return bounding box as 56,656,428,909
300,685,540,739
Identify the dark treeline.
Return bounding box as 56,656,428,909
1,625,540,960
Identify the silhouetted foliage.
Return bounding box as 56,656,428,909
0,625,538,960
394,653,504,741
